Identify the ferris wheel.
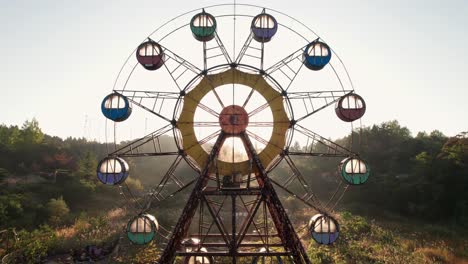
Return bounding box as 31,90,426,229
97,4,369,264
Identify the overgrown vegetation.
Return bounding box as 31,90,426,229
307,212,468,263
0,119,466,263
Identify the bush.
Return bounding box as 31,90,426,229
46,197,70,226
0,194,24,228
126,177,143,192
11,225,57,263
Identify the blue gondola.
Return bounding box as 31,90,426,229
101,93,132,122
190,10,217,42
136,40,165,70
340,157,370,185
96,157,129,185
309,214,340,245
127,214,159,245
251,12,278,43
303,40,331,70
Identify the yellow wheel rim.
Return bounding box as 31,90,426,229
177,68,289,175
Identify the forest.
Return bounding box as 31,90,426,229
0,119,466,263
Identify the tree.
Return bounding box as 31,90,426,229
45,197,70,226
78,151,97,189
19,119,44,146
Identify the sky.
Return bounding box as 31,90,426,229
0,0,467,142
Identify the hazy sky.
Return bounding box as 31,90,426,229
1,0,467,141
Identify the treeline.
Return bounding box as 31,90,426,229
347,121,468,225
0,120,118,229
0,119,466,231
292,120,468,226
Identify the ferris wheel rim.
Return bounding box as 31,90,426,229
110,3,355,94
98,4,371,256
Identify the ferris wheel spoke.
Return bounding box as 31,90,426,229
264,45,307,91
186,129,222,151
161,46,203,91
115,90,180,100
184,95,220,118
108,124,177,157
241,87,255,108
248,101,270,117
203,32,233,70
210,86,226,108
247,122,278,127
290,124,357,157
114,90,179,122
282,155,327,210
144,155,197,210
178,121,219,127
246,130,284,151
270,178,326,214
123,94,173,123
235,33,267,70
290,90,353,123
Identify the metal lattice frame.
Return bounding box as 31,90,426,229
103,4,365,264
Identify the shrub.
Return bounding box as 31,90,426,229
46,197,70,226
12,225,56,263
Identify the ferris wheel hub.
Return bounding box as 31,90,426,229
219,105,249,134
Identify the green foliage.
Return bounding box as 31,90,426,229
11,225,57,264
133,240,160,263
307,212,424,263
77,151,97,182
331,121,468,225
46,197,70,226
73,214,115,246
0,194,24,228
0,119,466,261
19,119,44,146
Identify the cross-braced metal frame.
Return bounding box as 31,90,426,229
103,4,365,264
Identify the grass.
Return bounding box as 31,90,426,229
306,211,468,264
3,209,467,263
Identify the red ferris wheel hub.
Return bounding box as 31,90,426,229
219,105,249,134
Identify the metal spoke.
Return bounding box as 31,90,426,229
184,94,220,118
144,155,192,210
179,121,279,128
242,87,255,108
109,124,175,157
270,179,324,213
290,124,357,157
264,45,307,91
115,90,180,100
124,95,173,123
211,86,226,108
248,101,270,117
185,129,222,151
161,46,202,91
177,121,219,127
247,122,279,127
289,90,353,122
246,130,284,152
281,155,327,212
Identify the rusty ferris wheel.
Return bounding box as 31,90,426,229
97,4,370,264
